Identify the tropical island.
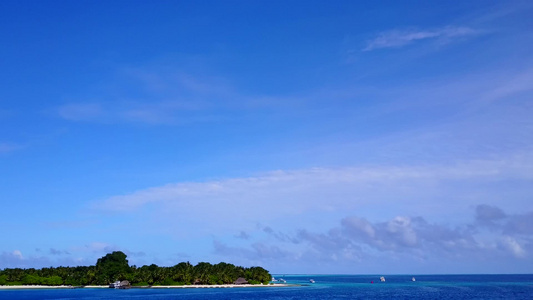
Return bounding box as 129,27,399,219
0,251,273,287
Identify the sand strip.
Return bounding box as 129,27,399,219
0,284,289,290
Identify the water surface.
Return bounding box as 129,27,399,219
1,274,531,299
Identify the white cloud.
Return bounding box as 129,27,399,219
363,26,479,51
94,154,533,210
340,215,478,253
500,236,526,258
0,250,24,268
214,205,532,273
12,250,23,259
84,151,533,273
86,152,533,244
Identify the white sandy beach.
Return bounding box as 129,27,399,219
150,283,289,288
0,285,77,289
0,284,289,290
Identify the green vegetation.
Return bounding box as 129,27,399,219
0,251,271,286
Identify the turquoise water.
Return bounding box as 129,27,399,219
1,274,531,299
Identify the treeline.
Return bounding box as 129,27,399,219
0,251,271,286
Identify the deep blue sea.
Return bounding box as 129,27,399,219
1,274,532,299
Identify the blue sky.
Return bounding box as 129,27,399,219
1,0,532,274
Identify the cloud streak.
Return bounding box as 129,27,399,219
57,103,105,121
93,154,533,211
363,26,479,51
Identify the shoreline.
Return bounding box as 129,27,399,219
0,283,290,290
149,283,290,288
0,285,78,289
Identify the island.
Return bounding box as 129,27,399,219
0,251,273,288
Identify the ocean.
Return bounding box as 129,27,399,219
1,274,531,299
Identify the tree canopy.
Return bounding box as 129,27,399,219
95,251,131,284
0,251,272,286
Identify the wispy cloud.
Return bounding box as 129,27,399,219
214,241,297,265
0,244,142,268
54,63,303,126
0,250,30,268
55,100,212,125
0,250,79,269
54,67,231,125
56,103,105,121
0,142,21,153
49,248,70,256
94,153,533,205
79,242,120,254
363,26,479,51
482,69,533,102
0,109,12,119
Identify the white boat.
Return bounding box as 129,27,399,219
380,276,385,282
309,279,315,283
412,277,416,282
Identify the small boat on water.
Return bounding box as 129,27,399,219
380,276,386,282
412,277,416,282
309,279,315,283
